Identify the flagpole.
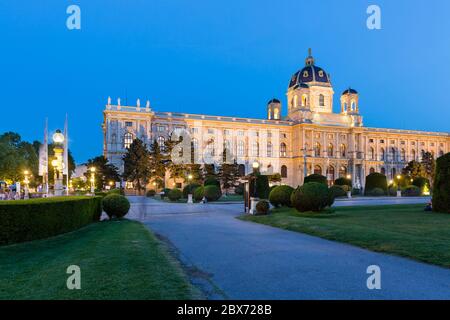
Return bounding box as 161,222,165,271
64,114,69,196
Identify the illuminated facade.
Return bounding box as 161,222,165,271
103,50,450,189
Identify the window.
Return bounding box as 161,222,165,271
111,133,117,144
293,95,299,108
380,148,385,161
391,148,396,161
340,144,346,157
314,142,321,157
327,143,333,157
252,141,259,157
191,127,199,134
327,166,335,181
208,128,215,134
380,139,385,144
237,130,244,136
411,149,416,161
390,140,395,144
224,129,231,135
381,167,386,175
206,140,215,156
301,94,307,107
124,132,134,149
369,139,374,143
314,165,322,175
339,166,347,177
191,138,198,163
238,164,246,176
125,121,133,127
319,94,325,107
157,125,166,132
351,101,356,111
401,141,405,145
401,149,406,161
370,147,375,160
237,140,245,157
369,167,375,174
157,136,165,151
281,165,287,178
280,143,287,157
281,133,287,138
267,142,273,157
267,131,272,138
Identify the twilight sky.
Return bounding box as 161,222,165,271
0,0,449,163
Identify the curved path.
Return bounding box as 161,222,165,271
128,197,450,300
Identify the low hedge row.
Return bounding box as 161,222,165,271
0,196,102,246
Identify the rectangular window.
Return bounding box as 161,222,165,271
401,141,405,145
430,142,435,146
224,129,231,135
157,125,167,132
208,128,215,134
191,127,198,134
390,140,395,144
380,139,385,143
369,139,374,143
237,130,244,136
125,121,133,127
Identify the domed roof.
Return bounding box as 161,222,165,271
342,88,358,95
267,98,281,104
288,49,331,89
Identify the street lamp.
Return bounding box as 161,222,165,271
52,129,65,196
89,167,96,194
23,170,30,199
187,174,193,204
396,174,402,197
249,161,260,214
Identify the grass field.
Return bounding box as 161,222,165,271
239,204,450,268
0,220,198,300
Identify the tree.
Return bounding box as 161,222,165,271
122,138,150,192
148,140,166,189
269,173,282,185
402,160,426,180
203,164,216,179
218,162,240,195
185,164,203,184
421,151,436,186
84,156,120,190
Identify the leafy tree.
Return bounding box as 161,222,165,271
203,164,216,179
185,164,203,184
402,160,426,180
122,138,150,192
218,162,240,195
148,140,166,188
84,156,120,190
421,151,436,186
269,173,282,185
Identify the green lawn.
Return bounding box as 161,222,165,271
239,204,450,268
0,220,199,300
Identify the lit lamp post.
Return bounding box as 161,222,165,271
52,130,65,196
396,174,402,197
250,161,260,214
187,174,193,204
89,167,96,195
346,174,352,198
23,170,30,199
109,181,114,190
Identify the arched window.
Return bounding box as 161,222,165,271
439,150,444,157
369,167,375,174
267,142,273,157
391,147,396,162
280,143,287,157
314,165,322,175
205,139,215,157
157,136,165,151
124,132,134,149
327,166,335,182
111,133,117,144
301,94,307,107
370,147,375,160
339,166,347,177
281,165,287,178
343,103,348,112
380,167,386,175
327,143,334,157
314,142,321,157
293,95,298,108
252,141,259,157
267,164,273,174
380,147,385,161
401,149,406,161
237,140,245,157
411,149,416,161
319,94,325,107
340,144,346,158
274,108,280,119
351,101,356,111
238,164,246,176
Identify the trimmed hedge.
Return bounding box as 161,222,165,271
432,152,450,213
334,177,352,187
193,186,205,201
204,178,220,187
256,200,270,215
291,182,331,212
183,183,201,198
102,194,130,219
412,177,430,190
0,196,102,246
364,173,388,195
203,185,222,202
402,185,421,197
168,189,183,201
329,185,347,198
304,174,327,185
269,185,294,207
367,187,385,197
146,189,156,197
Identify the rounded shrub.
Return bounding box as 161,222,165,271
329,185,347,198
402,185,421,197
367,187,385,197
412,177,430,189
204,177,220,187
168,189,182,202
203,185,222,202
364,173,388,195
146,189,156,197
304,174,327,185
388,186,398,196
108,188,124,196
334,177,352,187
234,184,244,195
432,152,450,213
269,185,294,208
183,183,201,198
291,182,330,212
193,186,204,202
256,200,270,215
102,194,130,219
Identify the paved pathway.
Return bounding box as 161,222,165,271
129,197,450,300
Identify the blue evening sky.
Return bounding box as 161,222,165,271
0,0,449,163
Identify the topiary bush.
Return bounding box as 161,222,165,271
364,173,388,195
412,177,430,190
146,189,156,197
388,186,398,196
367,187,385,197
304,174,327,185
193,186,205,202
432,152,450,213
102,194,130,219
234,184,244,195
329,185,347,198
0,196,102,245
204,177,220,187
255,200,270,215
402,185,421,197
203,185,222,202
269,185,294,208
168,188,183,201
256,175,270,199
291,182,331,212
334,177,352,187
182,183,200,198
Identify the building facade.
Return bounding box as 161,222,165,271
103,50,450,190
